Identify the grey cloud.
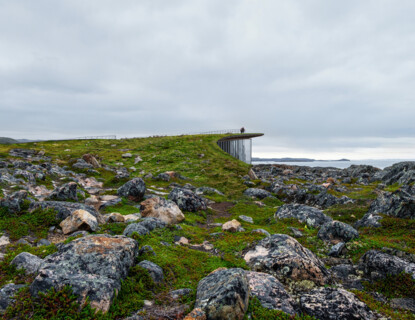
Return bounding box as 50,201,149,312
1,1,415,158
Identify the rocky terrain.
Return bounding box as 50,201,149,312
0,135,414,319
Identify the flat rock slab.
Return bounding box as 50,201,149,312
30,234,139,312
244,234,329,285
195,268,249,320
140,196,184,225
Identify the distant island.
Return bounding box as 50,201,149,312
252,157,350,162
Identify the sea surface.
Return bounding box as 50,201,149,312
251,159,415,170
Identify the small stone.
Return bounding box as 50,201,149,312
16,239,31,246
175,237,189,245
0,235,10,247
222,219,241,232
251,229,271,237
37,239,51,247
239,215,254,224
122,153,132,158
139,245,156,256
328,242,346,257
288,227,303,238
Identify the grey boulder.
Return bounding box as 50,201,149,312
195,268,249,320
30,234,139,313
275,204,332,228
318,221,359,242
168,188,206,212
117,178,146,201
246,271,296,315
300,287,376,320
0,283,27,314
244,234,329,285
243,188,272,199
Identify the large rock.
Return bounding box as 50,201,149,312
194,268,249,320
244,234,329,285
246,271,296,315
0,190,28,213
117,178,146,201
30,201,101,222
47,182,78,202
300,287,376,320
317,220,359,242
367,187,415,220
168,188,206,212
373,161,415,185
274,204,332,228
0,283,27,314
359,250,415,280
30,235,139,312
243,188,272,199
59,209,99,235
137,217,167,231
140,197,184,225
11,252,43,275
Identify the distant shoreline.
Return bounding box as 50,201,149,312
252,157,350,162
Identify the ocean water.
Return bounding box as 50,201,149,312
251,159,415,170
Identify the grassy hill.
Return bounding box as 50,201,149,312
0,137,19,145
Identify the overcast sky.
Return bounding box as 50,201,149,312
1,1,415,159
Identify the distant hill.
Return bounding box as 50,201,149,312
0,137,19,145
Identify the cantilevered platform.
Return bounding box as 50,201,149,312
217,133,264,164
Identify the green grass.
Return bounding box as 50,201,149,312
0,207,58,241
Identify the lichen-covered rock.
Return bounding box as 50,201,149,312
72,158,94,169
274,204,332,228
373,161,415,185
117,178,146,202
246,271,296,315
59,209,99,234
0,190,28,213
30,235,139,313
359,250,415,280
243,188,272,199
11,252,43,275
140,197,184,225
195,268,249,320
360,187,415,223
244,234,329,285
138,260,164,283
168,188,206,212
239,215,253,224
354,212,383,229
47,182,78,202
0,283,27,314
222,219,241,232
300,287,376,320
318,221,359,242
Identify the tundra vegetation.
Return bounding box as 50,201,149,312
0,134,414,319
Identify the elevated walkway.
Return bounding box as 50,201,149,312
217,133,264,164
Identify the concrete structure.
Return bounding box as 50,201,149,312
217,133,263,164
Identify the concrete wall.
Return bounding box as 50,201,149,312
217,138,252,164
